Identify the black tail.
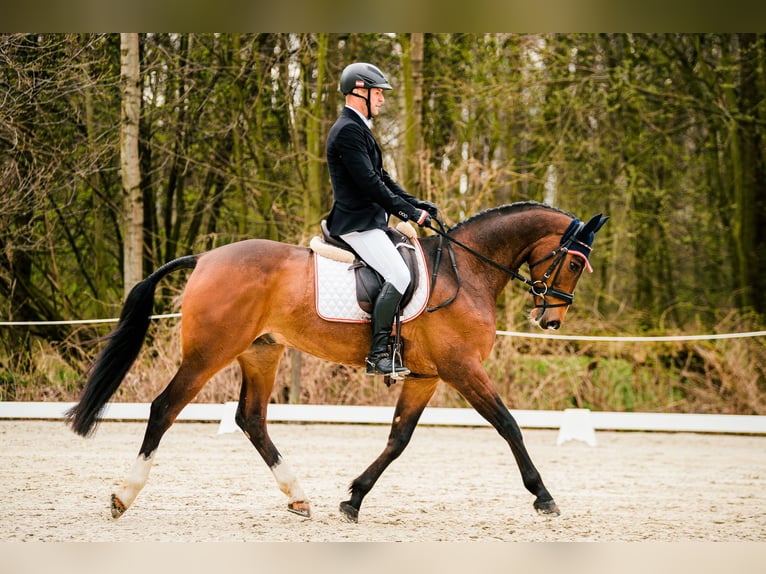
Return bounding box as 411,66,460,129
66,255,198,437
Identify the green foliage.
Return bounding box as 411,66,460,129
1,33,765,413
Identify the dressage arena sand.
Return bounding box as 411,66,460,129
1,418,765,547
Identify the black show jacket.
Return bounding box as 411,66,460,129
325,107,424,237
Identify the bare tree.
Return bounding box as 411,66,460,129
120,33,143,298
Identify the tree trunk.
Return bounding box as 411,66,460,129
120,33,143,299
400,33,424,194
735,33,766,314
305,33,328,231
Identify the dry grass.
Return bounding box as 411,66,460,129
2,313,764,416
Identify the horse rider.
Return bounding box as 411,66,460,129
325,62,439,379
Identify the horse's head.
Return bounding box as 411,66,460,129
527,213,608,330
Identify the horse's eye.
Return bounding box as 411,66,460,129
569,260,581,272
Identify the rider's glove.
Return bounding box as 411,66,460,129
418,200,439,218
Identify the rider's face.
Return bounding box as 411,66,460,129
368,88,385,116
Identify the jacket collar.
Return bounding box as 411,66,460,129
344,105,373,129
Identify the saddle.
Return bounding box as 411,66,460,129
314,220,420,314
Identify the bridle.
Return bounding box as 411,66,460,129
424,217,587,312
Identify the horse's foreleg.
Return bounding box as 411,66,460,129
236,342,310,518
112,359,216,518
445,363,560,517
340,377,439,523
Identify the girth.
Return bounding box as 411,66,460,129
319,220,420,314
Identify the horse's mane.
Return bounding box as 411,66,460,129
450,201,575,234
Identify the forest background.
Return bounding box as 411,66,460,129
1,33,764,415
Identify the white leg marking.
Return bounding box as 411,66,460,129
113,452,155,510
270,458,307,503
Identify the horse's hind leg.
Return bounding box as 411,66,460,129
444,361,560,517
235,339,310,518
111,358,218,518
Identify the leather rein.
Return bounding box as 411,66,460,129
424,217,583,313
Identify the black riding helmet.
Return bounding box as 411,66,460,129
339,62,392,119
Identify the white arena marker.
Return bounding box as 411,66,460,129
556,408,597,446
217,402,239,434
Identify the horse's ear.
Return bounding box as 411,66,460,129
580,213,608,236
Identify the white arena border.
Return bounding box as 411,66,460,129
1,402,764,438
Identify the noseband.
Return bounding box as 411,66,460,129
425,218,586,312
527,243,576,310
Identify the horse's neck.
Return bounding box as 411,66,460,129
454,210,552,272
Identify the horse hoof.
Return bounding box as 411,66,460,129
534,497,560,517
110,494,127,519
339,500,359,523
288,500,311,518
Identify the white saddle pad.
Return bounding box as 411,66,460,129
313,239,429,323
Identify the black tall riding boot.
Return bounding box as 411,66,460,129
365,282,410,379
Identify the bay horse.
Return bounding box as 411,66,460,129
67,201,607,523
